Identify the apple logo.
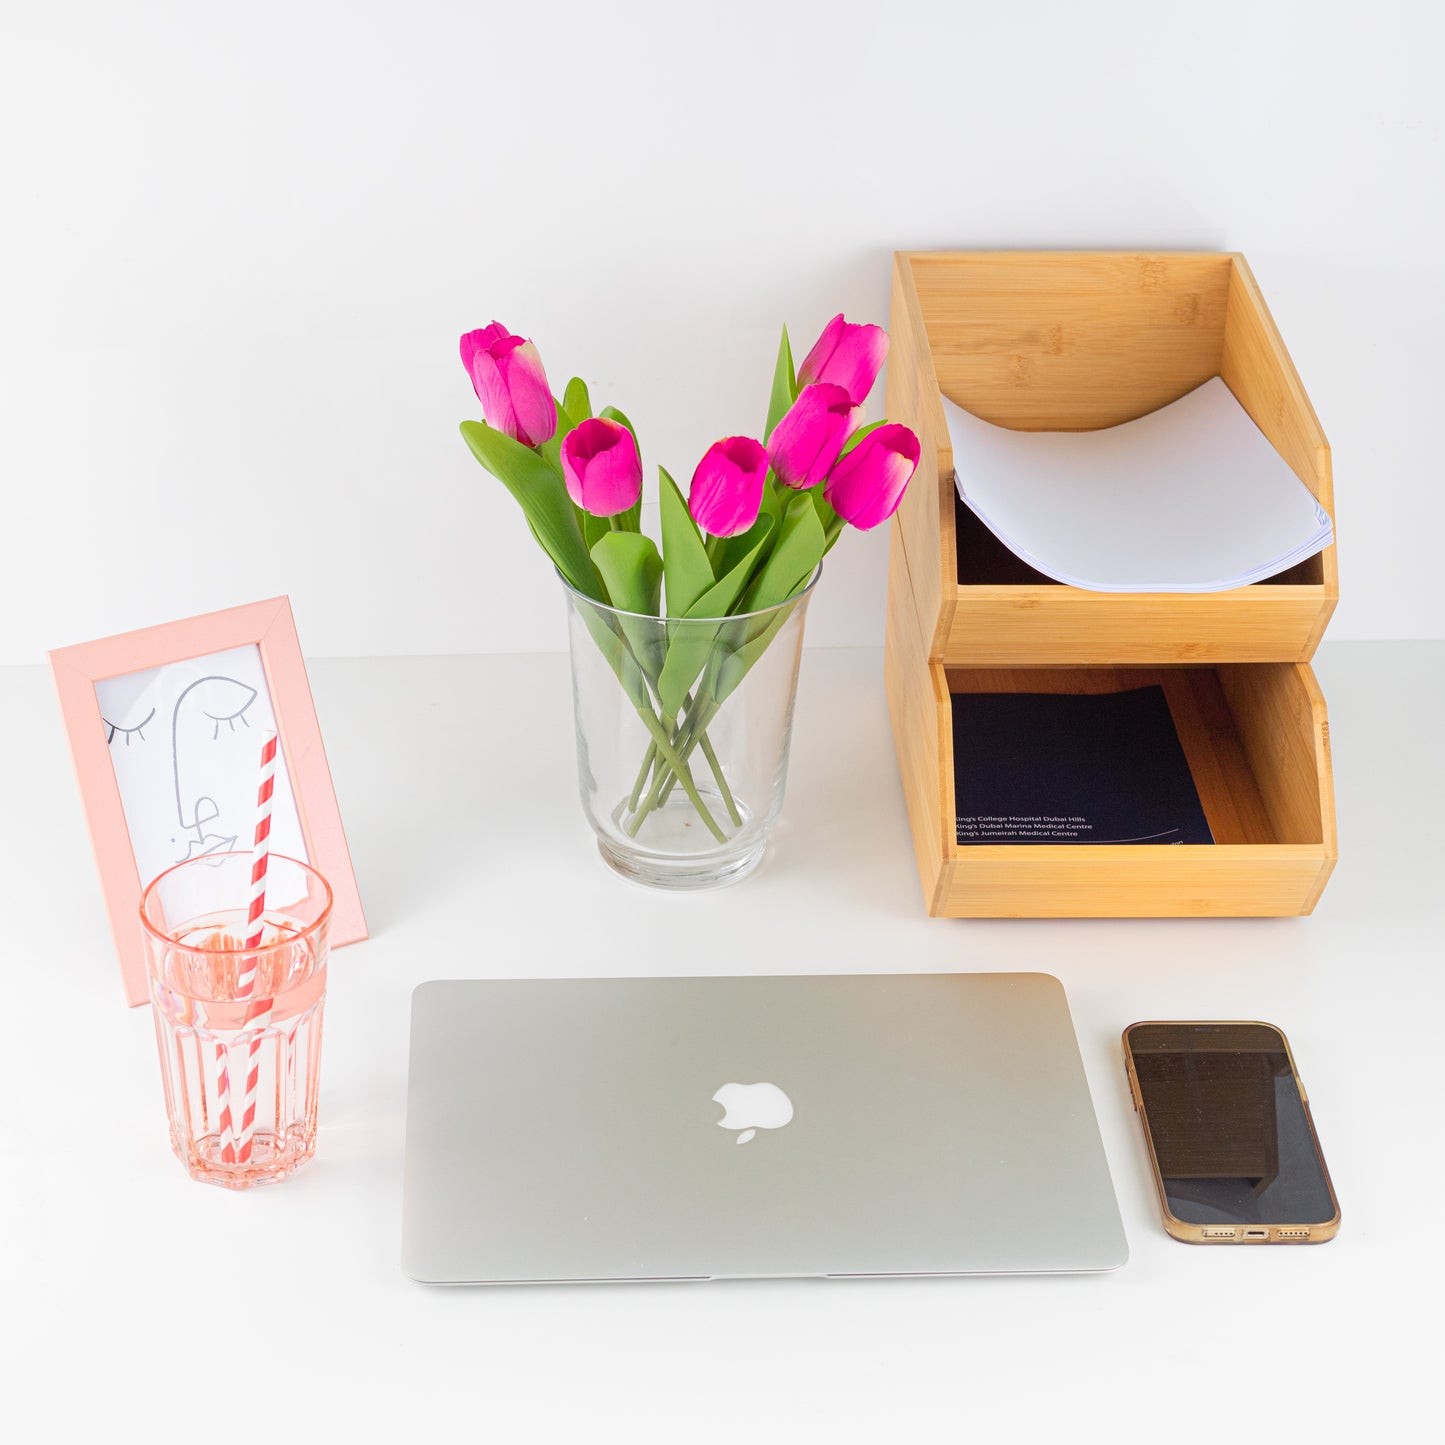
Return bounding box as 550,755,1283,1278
712,1081,794,1145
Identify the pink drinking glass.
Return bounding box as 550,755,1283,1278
140,853,331,1189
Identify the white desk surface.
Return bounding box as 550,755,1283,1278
5,642,1441,1441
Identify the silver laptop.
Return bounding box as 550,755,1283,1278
402,972,1127,1284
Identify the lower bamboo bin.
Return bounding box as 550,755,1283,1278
885,532,1337,918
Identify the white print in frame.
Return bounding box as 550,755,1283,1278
50,597,367,1005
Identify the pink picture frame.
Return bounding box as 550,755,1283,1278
50,596,367,1005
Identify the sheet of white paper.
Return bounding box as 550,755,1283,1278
94,643,308,888
941,377,1333,592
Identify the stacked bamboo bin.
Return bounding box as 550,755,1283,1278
883,251,1338,918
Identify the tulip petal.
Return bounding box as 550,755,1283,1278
497,340,558,448
767,383,861,489
460,321,512,381
470,348,520,441
796,313,845,388
823,422,921,530
463,324,557,447
796,314,889,405
562,417,643,517
687,436,770,538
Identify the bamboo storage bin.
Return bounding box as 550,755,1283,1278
887,251,1337,666
884,251,1338,918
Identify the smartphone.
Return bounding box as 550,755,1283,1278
1122,1021,1340,1244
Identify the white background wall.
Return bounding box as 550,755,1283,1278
3,0,1441,662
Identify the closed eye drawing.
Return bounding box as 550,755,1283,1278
103,707,155,746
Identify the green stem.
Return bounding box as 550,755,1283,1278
657,698,720,809
654,655,726,808
628,741,659,811
655,746,694,807
698,728,741,826
628,708,727,843
622,687,702,818
631,694,719,826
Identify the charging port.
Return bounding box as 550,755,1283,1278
1244,1229,1268,1239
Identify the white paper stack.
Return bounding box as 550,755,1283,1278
940,377,1333,592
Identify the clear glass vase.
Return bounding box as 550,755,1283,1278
562,569,818,890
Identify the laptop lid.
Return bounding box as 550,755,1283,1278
402,972,1127,1284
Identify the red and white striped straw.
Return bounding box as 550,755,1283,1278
214,1042,236,1166
243,730,278,955
227,730,278,1166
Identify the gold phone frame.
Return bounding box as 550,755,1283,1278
1122,1020,1341,1245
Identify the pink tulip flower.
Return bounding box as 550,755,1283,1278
767,383,862,490
561,417,642,517
460,322,557,448
823,423,921,530
687,436,770,537
797,314,889,405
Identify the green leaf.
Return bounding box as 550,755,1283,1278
656,521,774,717
572,599,651,708
685,516,774,619
760,478,784,523
714,604,795,702
581,509,611,551
535,395,603,553
716,483,781,577
538,395,576,479
459,420,600,598
669,485,826,712
658,465,713,616
592,531,666,684
809,486,839,538
656,636,716,721
563,377,592,423
765,325,797,442
591,531,662,617
839,418,885,457
743,491,826,612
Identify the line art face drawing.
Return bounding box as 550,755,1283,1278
94,645,308,886
170,675,258,862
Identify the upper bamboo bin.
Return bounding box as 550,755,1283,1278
887,251,1337,666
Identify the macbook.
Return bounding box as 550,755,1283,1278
402,972,1127,1284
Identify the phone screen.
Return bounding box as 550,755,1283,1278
1128,1023,1336,1227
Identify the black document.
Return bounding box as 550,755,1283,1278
951,686,1214,846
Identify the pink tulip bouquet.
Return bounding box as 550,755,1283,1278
458,314,921,856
